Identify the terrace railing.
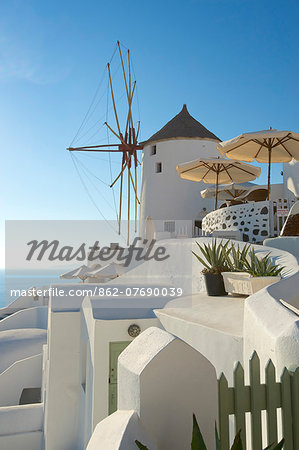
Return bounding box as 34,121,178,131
202,198,296,243
218,352,299,450
269,198,296,237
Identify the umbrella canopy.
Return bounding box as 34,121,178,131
237,186,268,202
176,157,261,209
60,264,101,282
87,262,126,281
200,182,256,201
217,129,299,199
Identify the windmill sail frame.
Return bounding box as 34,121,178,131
68,42,143,244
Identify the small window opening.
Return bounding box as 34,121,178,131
151,145,157,155
155,162,162,173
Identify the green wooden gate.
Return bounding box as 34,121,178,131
218,352,299,450
109,341,130,415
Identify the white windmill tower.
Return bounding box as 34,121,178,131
140,104,221,240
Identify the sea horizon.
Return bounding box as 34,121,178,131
0,268,73,308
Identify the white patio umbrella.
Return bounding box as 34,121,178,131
87,262,126,281
200,182,256,201
217,129,299,199
60,264,101,282
176,157,261,209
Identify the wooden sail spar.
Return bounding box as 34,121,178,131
67,42,143,244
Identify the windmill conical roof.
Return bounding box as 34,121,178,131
142,104,220,145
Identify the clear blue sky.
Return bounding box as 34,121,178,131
1,0,299,264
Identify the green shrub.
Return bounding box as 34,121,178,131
226,243,251,272
193,240,284,278
135,414,285,449
241,248,284,277
192,240,231,274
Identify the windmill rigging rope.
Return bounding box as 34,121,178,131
69,67,107,147
69,152,126,242
69,43,118,147
78,152,119,164
74,62,122,145
73,159,117,214
71,153,110,187
73,89,127,147
72,153,131,209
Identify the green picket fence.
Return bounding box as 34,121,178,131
218,352,299,450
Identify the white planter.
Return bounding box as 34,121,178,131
222,272,281,295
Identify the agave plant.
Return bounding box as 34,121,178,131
226,243,251,272
192,240,231,274
135,414,285,449
242,248,284,277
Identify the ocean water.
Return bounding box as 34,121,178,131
0,269,72,308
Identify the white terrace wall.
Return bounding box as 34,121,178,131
244,271,299,377
44,283,174,450
44,238,299,449
80,293,172,448
0,403,43,450
0,353,42,407
44,283,87,450
202,201,271,243
87,410,158,450
109,239,198,295
112,238,299,381
117,327,218,450
202,198,296,243
0,287,49,319
109,237,298,297
0,306,48,332
0,328,47,374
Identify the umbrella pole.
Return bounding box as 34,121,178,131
267,149,272,200
215,170,219,210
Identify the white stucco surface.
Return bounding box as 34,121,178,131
44,311,81,450
0,328,47,374
155,294,244,381
0,287,49,318
0,353,42,406
0,403,43,436
283,159,299,198
118,327,218,450
44,283,165,450
159,293,244,335
263,236,299,260
202,201,272,242
0,306,48,332
80,295,161,448
0,403,43,450
140,139,218,224
0,431,43,450
244,271,299,377
38,237,299,448
87,410,157,450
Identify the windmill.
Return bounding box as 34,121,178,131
67,41,143,244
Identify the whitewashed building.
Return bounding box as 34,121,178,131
0,106,299,450
0,236,299,449
140,105,220,239
284,159,299,198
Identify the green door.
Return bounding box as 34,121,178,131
109,341,130,415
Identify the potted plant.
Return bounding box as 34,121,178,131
192,240,231,296
222,245,284,296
